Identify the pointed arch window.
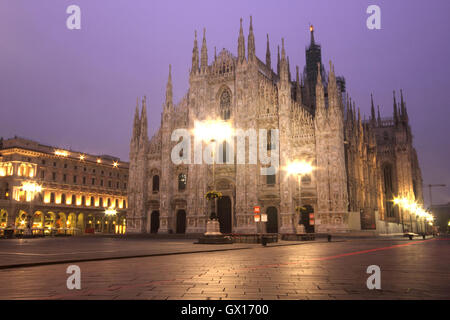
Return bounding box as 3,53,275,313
383,164,395,217
178,173,187,191
152,175,160,193
220,89,231,120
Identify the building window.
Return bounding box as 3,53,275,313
74,166,77,170
90,196,94,206
71,194,76,205
42,160,46,165
61,194,66,205
152,175,160,192
52,172,56,181
301,174,311,184
383,164,395,217
64,163,67,168
108,181,112,188
63,174,67,182
100,180,103,187
50,192,55,203
107,198,111,207
99,197,103,207
266,174,276,185
178,173,187,191
53,162,56,167
41,171,45,179
122,199,126,208
73,175,77,183
124,183,127,189
91,178,95,185
116,182,119,189
220,89,231,120
115,199,119,208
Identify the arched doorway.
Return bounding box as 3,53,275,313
300,205,315,233
151,211,160,233
0,209,8,228
45,212,56,233
266,207,278,233
56,212,66,231
217,196,232,233
176,210,186,234
77,213,84,233
15,210,28,230
68,213,77,234
32,211,43,228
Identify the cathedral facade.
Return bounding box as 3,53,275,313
126,18,423,235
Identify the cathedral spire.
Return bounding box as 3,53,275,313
315,62,325,114
393,90,399,124
296,65,302,102
248,16,255,61
266,34,271,70
139,96,148,146
310,25,315,45
132,98,141,143
327,60,339,111
400,89,408,121
277,45,280,75
377,105,381,125
165,65,173,110
280,38,288,82
201,28,208,71
287,56,291,81
238,18,246,63
370,93,376,125
191,30,199,74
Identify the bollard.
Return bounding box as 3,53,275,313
261,236,267,247
422,234,426,240
327,234,332,242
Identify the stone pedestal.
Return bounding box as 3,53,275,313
197,219,233,244
204,219,221,236
295,224,305,234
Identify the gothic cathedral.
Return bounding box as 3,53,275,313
127,18,423,235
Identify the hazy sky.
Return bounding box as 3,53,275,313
1,0,449,205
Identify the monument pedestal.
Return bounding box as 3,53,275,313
197,219,233,244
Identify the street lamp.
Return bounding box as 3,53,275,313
285,160,314,233
20,182,44,236
193,120,233,235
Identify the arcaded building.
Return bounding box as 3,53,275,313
0,137,128,235
126,18,424,235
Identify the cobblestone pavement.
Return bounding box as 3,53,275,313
0,237,448,300
0,237,316,267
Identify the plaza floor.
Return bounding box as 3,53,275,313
0,236,448,300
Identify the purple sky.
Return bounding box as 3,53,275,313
1,0,449,205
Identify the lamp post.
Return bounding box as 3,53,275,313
285,161,314,233
193,120,233,235
20,182,43,236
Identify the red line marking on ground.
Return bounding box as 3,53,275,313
32,238,437,300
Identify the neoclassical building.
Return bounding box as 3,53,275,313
127,18,424,235
0,137,128,235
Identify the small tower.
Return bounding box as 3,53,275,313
266,34,271,70
191,31,199,74
247,16,255,61
201,28,208,71
237,18,246,64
